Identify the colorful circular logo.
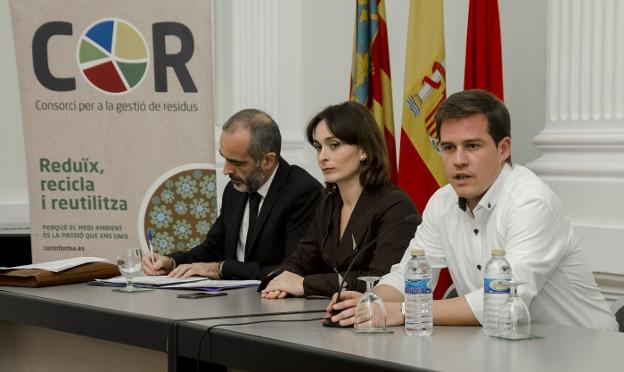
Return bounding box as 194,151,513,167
77,18,149,94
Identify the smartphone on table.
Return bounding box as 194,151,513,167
177,292,227,299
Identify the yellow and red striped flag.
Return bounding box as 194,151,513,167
350,0,397,183
398,0,453,300
397,0,446,213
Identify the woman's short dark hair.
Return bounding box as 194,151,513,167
435,89,512,164
305,101,389,189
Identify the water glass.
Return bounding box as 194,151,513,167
497,281,531,339
353,276,386,333
115,247,150,292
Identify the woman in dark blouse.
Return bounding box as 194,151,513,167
260,101,419,299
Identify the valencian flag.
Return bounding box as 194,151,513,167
350,0,397,183
464,0,504,99
397,0,453,300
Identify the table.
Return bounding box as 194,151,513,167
0,284,327,371
2,283,622,372
181,312,624,372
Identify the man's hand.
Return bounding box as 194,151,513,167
260,271,304,299
324,290,363,326
142,252,174,276
325,285,408,327
168,262,221,279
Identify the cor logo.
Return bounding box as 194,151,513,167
78,18,148,95
33,19,198,94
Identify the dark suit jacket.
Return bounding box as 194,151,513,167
170,159,322,280
281,184,420,297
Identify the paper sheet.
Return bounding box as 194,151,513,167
95,275,205,286
0,257,109,272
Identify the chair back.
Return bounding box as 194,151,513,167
611,297,624,332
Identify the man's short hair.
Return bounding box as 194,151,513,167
435,89,511,164
223,109,281,162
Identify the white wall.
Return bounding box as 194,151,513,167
0,0,28,224
227,0,547,182
0,0,547,224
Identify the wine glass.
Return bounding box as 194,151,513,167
497,281,530,339
353,276,386,333
114,247,151,292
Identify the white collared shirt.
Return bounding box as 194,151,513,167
380,164,617,330
236,164,278,262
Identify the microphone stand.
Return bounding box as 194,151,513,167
323,214,420,327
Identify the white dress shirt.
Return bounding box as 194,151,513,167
380,164,617,331
236,164,278,262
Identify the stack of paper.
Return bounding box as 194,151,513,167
0,257,118,287
92,275,259,291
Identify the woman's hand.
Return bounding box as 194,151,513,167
260,271,305,299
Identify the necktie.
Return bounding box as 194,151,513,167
245,192,261,252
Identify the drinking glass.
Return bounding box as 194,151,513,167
497,281,530,339
114,247,151,292
353,276,386,333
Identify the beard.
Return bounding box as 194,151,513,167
231,164,265,193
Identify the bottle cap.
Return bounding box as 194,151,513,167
411,247,425,256
491,248,506,256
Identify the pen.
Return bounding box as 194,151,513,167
147,228,156,275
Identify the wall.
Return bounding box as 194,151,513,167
1,0,547,223
7,0,621,298
0,0,27,224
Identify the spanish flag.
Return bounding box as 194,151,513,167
397,0,446,213
398,0,453,300
350,0,397,183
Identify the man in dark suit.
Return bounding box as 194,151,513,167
143,109,322,280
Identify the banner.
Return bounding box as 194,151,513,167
464,0,504,99
350,0,397,183
10,0,217,263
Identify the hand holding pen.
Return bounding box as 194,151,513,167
141,251,175,276
147,229,156,275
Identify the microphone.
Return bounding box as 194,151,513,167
323,213,420,327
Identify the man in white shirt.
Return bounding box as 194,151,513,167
327,89,617,330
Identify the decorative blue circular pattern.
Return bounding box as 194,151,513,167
144,169,218,255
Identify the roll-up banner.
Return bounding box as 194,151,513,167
10,0,217,263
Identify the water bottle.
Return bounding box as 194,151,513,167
404,247,433,336
483,248,511,336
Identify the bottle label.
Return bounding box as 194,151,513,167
484,278,510,294
405,278,432,295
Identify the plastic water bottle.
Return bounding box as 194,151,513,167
404,247,433,335
483,248,511,336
